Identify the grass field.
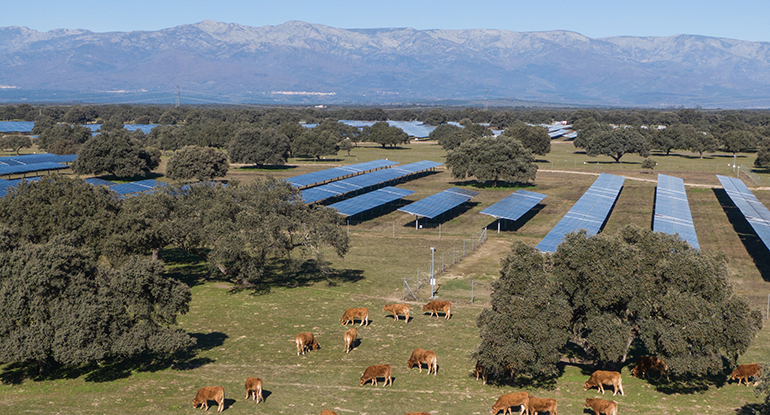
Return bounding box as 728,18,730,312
2,139,770,414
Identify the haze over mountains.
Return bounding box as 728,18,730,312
1,20,769,108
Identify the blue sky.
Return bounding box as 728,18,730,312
3,0,770,42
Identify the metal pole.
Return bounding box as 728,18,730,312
471,280,474,304
497,221,500,233
430,247,436,298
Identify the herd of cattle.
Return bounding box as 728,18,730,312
191,300,762,414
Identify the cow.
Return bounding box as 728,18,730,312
244,377,263,403
527,396,557,415
407,348,438,375
632,356,668,380
474,361,488,384
491,391,529,415
585,398,617,415
730,363,761,386
584,370,624,396
320,411,338,415
360,364,393,386
295,332,321,356
383,303,411,323
192,386,225,412
341,307,369,326
422,300,451,319
343,327,357,354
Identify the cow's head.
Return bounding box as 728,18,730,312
313,341,321,350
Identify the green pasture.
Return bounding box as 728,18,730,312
2,140,770,414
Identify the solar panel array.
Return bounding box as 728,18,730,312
0,177,41,197
536,173,625,252
0,162,70,176
84,178,117,186
653,174,699,250
717,175,770,251
109,179,167,196
480,190,547,221
301,160,442,204
398,187,479,219
287,159,397,188
0,121,35,133
339,120,436,138
0,153,77,166
328,187,414,217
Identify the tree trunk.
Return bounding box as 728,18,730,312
621,327,637,363
152,248,159,261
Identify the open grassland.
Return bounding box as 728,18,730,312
3,140,770,414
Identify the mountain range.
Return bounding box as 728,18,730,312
1,20,769,108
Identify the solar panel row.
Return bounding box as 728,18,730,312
717,175,770,252
480,190,546,221
0,153,77,166
653,174,699,250
110,179,166,196
301,160,442,204
328,187,414,217
398,187,479,219
536,173,625,253
0,162,70,176
287,159,397,188
0,177,41,197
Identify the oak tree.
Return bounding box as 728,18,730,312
446,136,537,187
166,145,229,182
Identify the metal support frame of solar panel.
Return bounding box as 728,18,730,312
328,187,415,217
287,159,397,188
653,174,700,250
109,179,167,196
717,175,770,252
536,173,625,253
398,187,479,219
480,190,546,231
301,160,442,204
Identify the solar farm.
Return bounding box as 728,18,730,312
4,138,770,415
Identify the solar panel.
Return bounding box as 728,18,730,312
0,177,41,197
0,121,34,133
328,187,415,217
338,120,437,138
109,179,166,196
536,173,625,252
0,153,77,166
287,159,398,188
398,187,479,219
84,178,117,186
717,175,770,252
301,160,442,204
653,174,700,250
0,162,70,176
480,190,546,221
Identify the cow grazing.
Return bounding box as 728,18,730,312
341,307,369,326
474,361,488,384
632,356,668,380
407,348,438,375
491,391,529,415
584,370,624,396
244,377,263,403
360,364,392,386
527,396,557,415
383,303,411,323
320,411,338,415
730,363,761,386
422,300,451,319
343,327,357,354
295,332,321,356
192,386,225,412
585,398,617,415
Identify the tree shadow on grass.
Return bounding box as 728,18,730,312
161,247,212,288
0,332,227,385
229,259,365,295
448,179,538,190
736,403,764,414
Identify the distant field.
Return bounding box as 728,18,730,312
2,140,770,414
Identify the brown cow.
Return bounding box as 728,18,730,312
295,332,321,356
320,411,338,415
730,363,761,386
632,356,668,380
422,300,451,319
407,348,438,375
584,370,624,396
528,396,557,415
244,377,263,403
491,391,529,415
585,398,617,415
474,361,488,384
360,364,392,386
343,327,357,354
341,307,369,326
192,386,225,412
383,303,410,323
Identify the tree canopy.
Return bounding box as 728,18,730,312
473,225,762,382
501,122,551,155
291,129,340,159
362,122,409,148
585,127,650,162
73,131,160,178
0,134,32,155
228,127,290,166
445,136,537,187
166,145,229,182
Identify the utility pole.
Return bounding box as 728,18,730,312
175,85,181,108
